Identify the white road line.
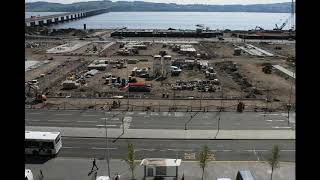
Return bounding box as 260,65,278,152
272,126,291,129
55,114,73,116
243,150,269,152
91,147,117,150
136,148,156,151
28,113,42,115
138,112,147,115
150,112,159,116
47,120,68,122
266,120,285,122
259,114,280,116
62,146,80,149
100,118,108,120
96,125,117,127
281,150,295,152
25,119,41,122
110,118,120,121
77,121,98,123
81,114,100,117
210,150,233,152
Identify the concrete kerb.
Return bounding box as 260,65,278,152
25,126,295,140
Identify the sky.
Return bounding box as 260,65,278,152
26,0,291,5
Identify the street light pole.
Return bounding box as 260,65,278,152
104,111,111,177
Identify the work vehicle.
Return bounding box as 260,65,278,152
236,170,255,180
25,131,62,156
25,169,34,180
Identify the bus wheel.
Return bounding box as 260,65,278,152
32,150,39,156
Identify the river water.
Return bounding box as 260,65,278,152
25,11,294,30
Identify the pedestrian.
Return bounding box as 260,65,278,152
39,169,44,180
91,158,99,171
113,173,120,180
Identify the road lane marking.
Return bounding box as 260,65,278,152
135,148,156,151
243,150,268,152
47,120,69,122
96,125,117,127
150,112,159,116
184,152,195,160
28,113,42,115
25,119,40,122
281,150,295,152
272,126,291,129
174,112,184,117
77,121,98,123
259,114,280,116
62,146,80,149
210,150,233,152
55,114,73,116
91,147,118,150
266,120,285,122
81,114,100,117
100,118,108,120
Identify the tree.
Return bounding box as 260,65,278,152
198,145,210,180
268,145,280,180
124,142,137,180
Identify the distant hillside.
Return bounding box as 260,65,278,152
26,0,294,13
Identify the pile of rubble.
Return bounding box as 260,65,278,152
117,42,148,56
171,80,221,92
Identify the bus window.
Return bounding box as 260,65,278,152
42,142,54,149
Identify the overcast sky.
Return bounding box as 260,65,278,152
26,0,291,5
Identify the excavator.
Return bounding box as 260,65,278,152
25,82,47,104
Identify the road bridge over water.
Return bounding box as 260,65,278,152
25,8,109,27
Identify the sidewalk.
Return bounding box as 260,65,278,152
26,126,295,139
26,158,295,180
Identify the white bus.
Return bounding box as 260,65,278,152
25,169,34,180
25,131,62,156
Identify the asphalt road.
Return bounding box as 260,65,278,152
47,138,295,162
25,109,293,130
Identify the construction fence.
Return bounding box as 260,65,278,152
26,97,295,113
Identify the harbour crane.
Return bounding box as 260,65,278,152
273,16,291,31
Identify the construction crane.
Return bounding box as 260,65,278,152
274,0,295,31
273,16,291,31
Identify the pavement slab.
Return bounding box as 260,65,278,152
25,158,295,180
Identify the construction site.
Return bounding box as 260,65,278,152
25,22,295,112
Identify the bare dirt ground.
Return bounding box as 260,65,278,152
25,32,295,110
197,41,236,58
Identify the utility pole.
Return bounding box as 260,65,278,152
127,68,129,111
103,109,111,177
264,89,269,120
200,91,202,110
287,72,295,126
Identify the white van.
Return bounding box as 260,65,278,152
25,169,34,180
96,176,110,180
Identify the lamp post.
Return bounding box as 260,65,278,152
103,108,111,177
